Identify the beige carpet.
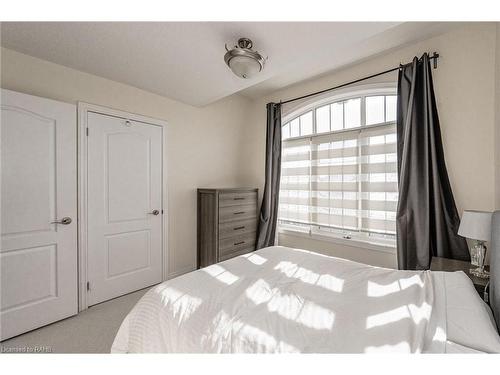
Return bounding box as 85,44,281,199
0,287,150,353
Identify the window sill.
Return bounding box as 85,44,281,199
278,227,397,254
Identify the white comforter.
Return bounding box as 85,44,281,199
111,246,499,353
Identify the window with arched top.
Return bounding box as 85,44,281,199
279,84,398,248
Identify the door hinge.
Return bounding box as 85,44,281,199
86,281,90,291
86,128,89,136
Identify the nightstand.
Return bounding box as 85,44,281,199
430,256,489,300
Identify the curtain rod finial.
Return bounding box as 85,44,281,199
432,52,439,69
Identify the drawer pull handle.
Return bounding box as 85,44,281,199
234,211,245,215
234,241,245,246
233,197,245,200
234,226,245,230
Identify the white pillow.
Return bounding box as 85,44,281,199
444,271,500,353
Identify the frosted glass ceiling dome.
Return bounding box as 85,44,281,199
224,38,266,79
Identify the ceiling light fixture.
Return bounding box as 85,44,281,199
224,38,266,79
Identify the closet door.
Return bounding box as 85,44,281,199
86,112,163,306
1,89,77,340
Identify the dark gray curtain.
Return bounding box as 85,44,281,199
490,211,500,331
396,53,469,270
256,102,282,249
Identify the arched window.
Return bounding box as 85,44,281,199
279,84,397,247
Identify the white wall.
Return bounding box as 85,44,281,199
240,23,499,268
2,23,498,273
1,47,253,278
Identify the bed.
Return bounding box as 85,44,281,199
112,212,500,353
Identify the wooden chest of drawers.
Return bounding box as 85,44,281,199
197,188,258,268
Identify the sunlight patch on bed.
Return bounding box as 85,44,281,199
408,302,432,325
431,326,446,342
234,322,299,352
206,310,299,353
267,291,303,320
242,253,268,265
316,274,344,293
246,279,273,305
366,302,432,329
293,266,320,284
274,261,299,277
246,279,335,330
274,261,344,292
366,306,410,329
202,310,234,350
201,264,239,285
296,301,335,330
157,286,202,322
367,274,425,297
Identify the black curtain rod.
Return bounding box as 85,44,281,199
280,52,440,105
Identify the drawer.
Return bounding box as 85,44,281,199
219,191,257,208
219,218,258,239
219,246,255,262
219,232,256,256
219,204,257,223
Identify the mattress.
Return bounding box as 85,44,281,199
111,246,500,353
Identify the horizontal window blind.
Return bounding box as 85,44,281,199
280,123,397,238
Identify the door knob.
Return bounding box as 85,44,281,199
149,210,160,216
51,217,72,225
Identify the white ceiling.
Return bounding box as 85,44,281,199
1,22,460,107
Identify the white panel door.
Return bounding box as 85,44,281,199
87,112,163,306
1,89,77,340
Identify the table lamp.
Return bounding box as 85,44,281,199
458,210,493,278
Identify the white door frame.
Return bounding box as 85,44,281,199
77,102,169,311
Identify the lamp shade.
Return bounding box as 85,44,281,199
224,38,266,79
228,55,262,79
458,210,492,241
